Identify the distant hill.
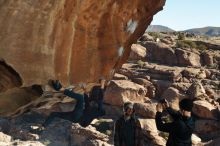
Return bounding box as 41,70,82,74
184,26,220,36
146,25,175,32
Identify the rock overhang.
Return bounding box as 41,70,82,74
0,0,166,87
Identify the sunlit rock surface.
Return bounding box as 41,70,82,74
0,0,165,88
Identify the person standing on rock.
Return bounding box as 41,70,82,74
42,80,85,127
114,102,143,146
155,98,195,146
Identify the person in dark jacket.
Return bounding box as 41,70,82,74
42,80,84,127
88,79,106,114
114,102,143,146
155,98,195,146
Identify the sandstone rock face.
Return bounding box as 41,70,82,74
0,61,22,92
195,120,220,135
187,81,206,99
182,68,207,80
112,73,128,80
0,0,165,87
162,87,188,110
134,102,157,118
175,48,201,67
131,78,156,98
139,119,166,146
143,42,178,65
0,87,42,115
152,79,172,97
104,80,147,106
193,100,218,120
202,52,214,66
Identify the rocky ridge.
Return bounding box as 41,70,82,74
104,32,220,145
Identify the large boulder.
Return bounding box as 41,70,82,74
104,80,147,106
0,87,42,116
172,83,191,93
0,0,166,116
162,87,188,110
129,44,147,61
140,119,166,146
175,48,201,67
152,80,172,98
201,52,214,66
117,64,150,80
0,0,165,87
182,68,206,80
143,42,178,65
134,102,157,118
195,120,220,135
144,63,182,82
187,81,206,99
193,100,219,120
131,78,156,98
139,33,154,42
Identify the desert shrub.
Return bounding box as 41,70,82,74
198,44,207,51
187,40,197,48
176,40,196,48
178,33,185,40
176,41,189,48
137,60,145,68
205,63,219,69
148,32,160,40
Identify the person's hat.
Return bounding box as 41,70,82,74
123,102,133,111
179,98,193,112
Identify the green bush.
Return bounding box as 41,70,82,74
137,60,145,68
187,41,197,48
198,44,207,51
148,32,160,40
176,40,196,48
176,41,189,48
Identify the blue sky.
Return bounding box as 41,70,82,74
151,0,220,31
